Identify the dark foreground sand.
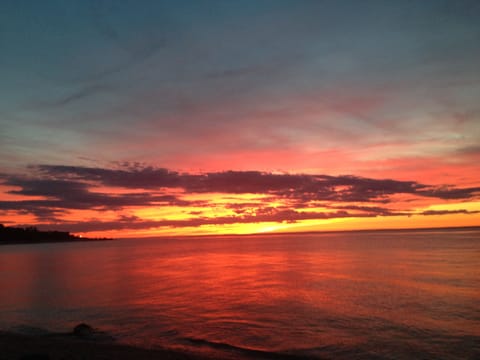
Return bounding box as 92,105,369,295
0,331,221,360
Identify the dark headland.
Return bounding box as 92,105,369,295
0,224,112,245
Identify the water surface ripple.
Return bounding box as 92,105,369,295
1,229,479,359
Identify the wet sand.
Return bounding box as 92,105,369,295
0,331,219,360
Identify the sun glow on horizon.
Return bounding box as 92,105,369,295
3,170,480,239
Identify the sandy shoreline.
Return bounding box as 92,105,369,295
0,331,224,360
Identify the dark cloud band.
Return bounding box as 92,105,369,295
1,164,479,231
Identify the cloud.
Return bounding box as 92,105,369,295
84,0,166,80
2,164,479,230
326,205,399,216
32,165,397,193
0,200,68,221
34,164,182,189
421,209,480,216
6,177,90,198
46,84,110,107
207,65,263,79
32,164,480,201
32,209,373,233
456,145,480,156
1,173,194,221
419,186,480,200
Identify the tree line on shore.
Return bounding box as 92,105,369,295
0,224,110,244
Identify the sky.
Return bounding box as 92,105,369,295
1,0,479,237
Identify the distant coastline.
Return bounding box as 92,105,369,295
0,224,112,245
115,225,480,241
1,223,479,245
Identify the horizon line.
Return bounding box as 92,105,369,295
114,225,480,240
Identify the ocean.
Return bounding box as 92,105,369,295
1,229,479,359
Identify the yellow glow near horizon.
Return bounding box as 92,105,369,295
73,207,480,239
3,181,479,239
419,201,480,213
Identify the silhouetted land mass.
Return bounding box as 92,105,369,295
0,224,112,245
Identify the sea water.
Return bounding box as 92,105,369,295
1,229,479,359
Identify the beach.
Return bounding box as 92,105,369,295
0,331,221,360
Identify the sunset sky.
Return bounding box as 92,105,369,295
1,0,479,237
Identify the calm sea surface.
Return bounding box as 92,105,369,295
1,229,479,359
